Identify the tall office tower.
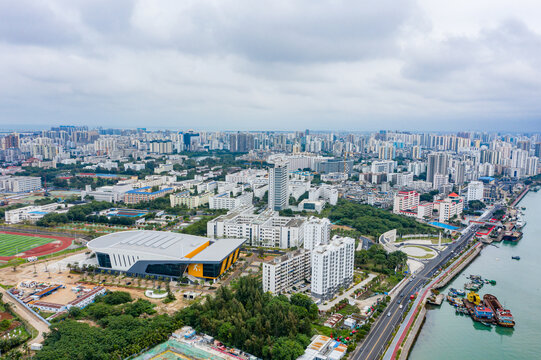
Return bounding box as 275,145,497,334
427,152,449,183
311,236,355,300
269,161,289,211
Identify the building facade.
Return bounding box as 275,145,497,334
311,236,355,300
269,161,289,211
262,249,311,294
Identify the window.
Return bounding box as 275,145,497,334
97,253,112,268
145,263,187,277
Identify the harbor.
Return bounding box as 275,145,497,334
409,189,541,360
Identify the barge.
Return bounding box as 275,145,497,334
483,294,516,328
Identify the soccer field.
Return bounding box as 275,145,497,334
0,233,53,257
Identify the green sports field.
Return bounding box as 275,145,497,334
0,233,53,257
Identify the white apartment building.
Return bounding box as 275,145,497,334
207,206,306,248
393,191,420,214
432,173,449,190
0,176,42,193
396,172,414,187
123,163,146,171
303,217,331,251
309,184,338,205
262,249,311,294
225,169,268,186
416,202,434,220
436,193,464,222
371,160,396,174
466,181,484,202
311,236,355,300
269,161,289,211
209,192,253,210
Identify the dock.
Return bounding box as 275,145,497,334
433,244,482,290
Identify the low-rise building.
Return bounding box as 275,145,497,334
67,286,107,309
123,186,174,204
170,191,211,209
5,203,68,224
209,192,253,210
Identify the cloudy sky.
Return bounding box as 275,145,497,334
1,0,540,132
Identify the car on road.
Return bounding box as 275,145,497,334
399,305,403,309
387,312,391,317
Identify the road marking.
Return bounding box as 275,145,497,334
360,278,425,360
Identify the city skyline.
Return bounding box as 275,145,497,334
1,0,541,132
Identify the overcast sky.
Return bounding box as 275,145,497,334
1,0,540,132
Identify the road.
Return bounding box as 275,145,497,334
0,288,50,344
352,205,501,360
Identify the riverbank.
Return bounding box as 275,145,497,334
409,190,541,360
390,242,483,359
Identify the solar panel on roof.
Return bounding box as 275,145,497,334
124,232,148,244
144,234,170,247
152,237,173,248
137,233,162,246
159,239,178,249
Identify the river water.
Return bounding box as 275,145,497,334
410,190,541,360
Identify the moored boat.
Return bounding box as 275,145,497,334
483,294,515,328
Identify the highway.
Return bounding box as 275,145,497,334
352,205,500,360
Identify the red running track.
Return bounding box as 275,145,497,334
0,231,75,261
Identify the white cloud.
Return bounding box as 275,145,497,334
0,0,539,131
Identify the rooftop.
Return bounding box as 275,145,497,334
88,230,245,262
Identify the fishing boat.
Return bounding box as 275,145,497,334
455,289,466,296
464,282,482,291
481,321,492,327
483,294,515,328
512,256,520,260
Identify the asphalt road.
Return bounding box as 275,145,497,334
352,206,500,360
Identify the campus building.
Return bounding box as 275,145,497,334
208,206,308,248
392,190,420,215
123,186,174,204
169,191,211,209
209,191,253,210
87,230,245,281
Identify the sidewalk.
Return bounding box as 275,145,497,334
383,243,482,360
318,273,376,311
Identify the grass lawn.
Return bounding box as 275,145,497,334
0,233,53,257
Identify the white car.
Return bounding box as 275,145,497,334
399,305,403,309
387,312,391,317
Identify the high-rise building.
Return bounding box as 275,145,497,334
269,161,289,211
303,217,331,251
262,249,311,294
427,152,449,183
311,236,355,300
